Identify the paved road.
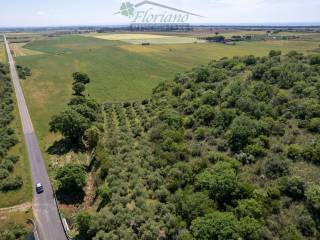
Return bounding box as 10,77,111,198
4,35,68,240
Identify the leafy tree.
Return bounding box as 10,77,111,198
83,126,100,150
243,55,257,66
269,50,282,57
307,118,320,133
201,90,217,106
76,211,93,240
56,164,86,193
279,176,305,200
263,158,290,179
194,105,215,126
191,211,240,240
227,116,259,152
235,198,264,219
305,184,320,214
302,139,320,165
310,55,320,65
171,189,215,225
238,216,262,240
0,223,27,240
73,72,90,84
196,162,239,204
73,82,86,96
50,109,90,142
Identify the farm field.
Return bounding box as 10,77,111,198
11,43,43,57
15,34,320,165
88,33,203,44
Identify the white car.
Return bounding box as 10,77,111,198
36,183,44,194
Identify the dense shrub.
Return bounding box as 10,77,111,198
305,184,320,214
263,158,290,179
196,162,240,204
56,164,86,193
0,63,22,192
279,176,305,200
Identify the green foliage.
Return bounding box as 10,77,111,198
0,223,28,240
76,211,93,240
269,50,282,57
194,105,215,126
310,55,320,65
83,126,100,150
196,162,239,204
73,72,90,84
171,189,214,225
301,139,320,165
16,65,31,79
235,198,264,219
80,53,320,239
227,116,260,152
56,164,86,193
73,82,86,96
50,109,90,142
238,216,262,240
263,158,290,179
0,63,23,192
305,184,320,213
307,118,320,133
278,176,305,200
191,211,240,240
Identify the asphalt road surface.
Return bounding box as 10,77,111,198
4,35,68,240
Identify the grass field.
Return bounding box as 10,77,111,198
89,33,203,44
14,34,320,167
11,43,43,57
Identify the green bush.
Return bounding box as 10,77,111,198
263,158,290,179
287,144,303,161
196,162,239,204
310,55,320,65
305,184,320,213
279,176,305,200
235,198,264,219
307,118,320,133
191,211,240,240
0,176,23,191
56,164,86,193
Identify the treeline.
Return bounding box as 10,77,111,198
50,72,101,201
0,63,23,192
55,52,320,239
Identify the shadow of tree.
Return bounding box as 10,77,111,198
56,189,85,205
47,138,84,156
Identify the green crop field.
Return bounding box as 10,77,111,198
15,34,320,163
89,33,204,44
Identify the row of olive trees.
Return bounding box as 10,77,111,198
0,63,23,192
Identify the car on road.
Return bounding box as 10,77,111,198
36,183,44,194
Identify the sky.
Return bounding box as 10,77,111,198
0,0,319,27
